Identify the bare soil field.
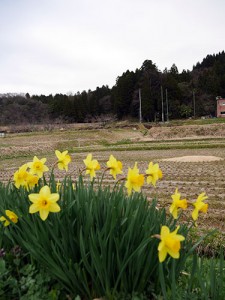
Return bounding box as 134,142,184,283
1,122,225,234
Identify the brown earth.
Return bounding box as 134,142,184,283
145,123,225,140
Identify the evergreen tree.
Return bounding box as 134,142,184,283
112,70,137,118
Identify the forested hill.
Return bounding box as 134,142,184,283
0,51,225,125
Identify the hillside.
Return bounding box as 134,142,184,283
0,51,225,125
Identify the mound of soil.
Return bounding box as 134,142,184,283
162,155,223,162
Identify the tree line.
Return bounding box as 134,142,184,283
0,51,225,125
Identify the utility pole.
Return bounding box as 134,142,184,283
166,88,169,122
161,85,164,122
193,90,196,117
139,88,142,123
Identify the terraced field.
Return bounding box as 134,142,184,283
0,123,225,234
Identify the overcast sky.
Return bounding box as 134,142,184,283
0,0,224,95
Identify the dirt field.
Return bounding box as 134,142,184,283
1,122,225,233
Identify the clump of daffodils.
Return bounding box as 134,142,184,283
1,150,209,264
151,188,209,263
169,188,208,222
13,157,49,190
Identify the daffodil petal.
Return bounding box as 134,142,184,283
39,209,49,221
28,194,40,203
48,194,60,202
192,208,198,221
40,186,51,197
159,248,167,263
160,226,170,239
29,204,40,214
41,158,47,164
49,203,61,213
167,248,180,259
55,150,61,159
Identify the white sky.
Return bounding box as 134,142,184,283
0,0,224,95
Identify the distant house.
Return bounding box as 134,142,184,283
216,96,225,117
0,131,6,138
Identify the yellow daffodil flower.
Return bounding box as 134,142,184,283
145,162,163,186
169,188,187,219
125,162,144,196
83,154,100,180
158,225,185,263
26,174,39,189
55,150,71,171
13,164,29,188
106,155,123,179
0,210,18,227
27,156,49,178
28,185,60,221
192,192,208,221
